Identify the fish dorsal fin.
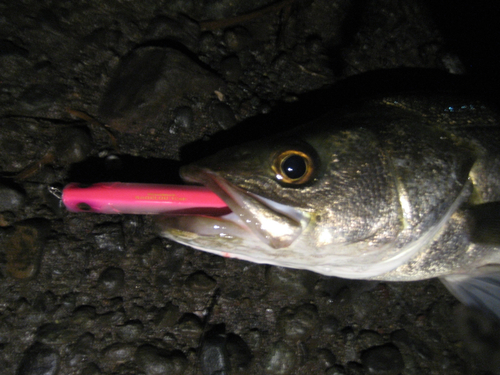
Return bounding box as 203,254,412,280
468,202,500,245
440,266,500,320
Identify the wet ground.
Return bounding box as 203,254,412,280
1,0,500,374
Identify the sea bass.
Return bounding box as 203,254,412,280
158,94,500,318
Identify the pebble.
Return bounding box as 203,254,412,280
93,223,125,253
17,343,60,375
223,27,251,51
116,320,144,341
265,267,318,297
0,183,25,212
277,304,319,341
97,267,125,296
154,302,181,329
226,333,252,370
209,102,236,130
55,126,92,164
175,314,204,347
102,343,136,364
316,348,336,369
135,344,188,375
81,363,102,375
264,341,296,375
5,219,50,279
360,344,405,375
199,326,230,375
36,323,79,345
220,56,243,82
169,106,194,135
185,271,216,291
325,365,347,375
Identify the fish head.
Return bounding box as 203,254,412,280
157,118,403,277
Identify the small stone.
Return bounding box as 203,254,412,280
17,343,60,375
97,267,125,296
117,320,144,341
36,323,79,345
0,183,25,212
81,362,102,375
55,126,92,164
326,365,346,375
5,219,50,279
316,348,336,369
102,343,136,364
93,223,125,253
223,27,251,51
360,344,404,375
175,314,203,347
154,302,181,329
220,56,242,83
226,333,252,370
199,326,230,375
264,341,296,375
265,267,318,297
277,304,319,340
185,271,216,291
169,106,194,134
135,344,188,375
356,330,385,349
209,102,236,130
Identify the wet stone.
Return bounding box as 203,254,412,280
185,270,216,291
223,27,251,51
316,348,336,370
169,106,194,135
277,304,319,341
264,341,296,375
265,267,318,297
360,344,405,375
356,330,385,349
102,343,136,364
17,343,60,375
325,365,347,375
36,323,80,345
175,314,204,347
135,344,188,375
209,102,236,130
220,56,243,82
154,302,181,329
117,320,144,341
0,183,25,212
93,223,125,253
199,326,230,375
5,219,49,279
97,267,125,296
81,362,102,375
54,126,92,164
226,333,252,371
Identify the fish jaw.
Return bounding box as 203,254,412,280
157,165,310,254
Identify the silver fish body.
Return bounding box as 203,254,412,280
158,94,500,318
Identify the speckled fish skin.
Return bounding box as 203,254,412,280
158,94,500,317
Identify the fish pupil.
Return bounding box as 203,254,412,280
282,154,307,179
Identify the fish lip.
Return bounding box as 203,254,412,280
180,165,306,248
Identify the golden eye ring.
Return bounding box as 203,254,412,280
272,150,315,185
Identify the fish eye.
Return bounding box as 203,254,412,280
273,150,315,184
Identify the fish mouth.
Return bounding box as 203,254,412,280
157,165,307,249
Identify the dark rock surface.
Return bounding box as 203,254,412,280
0,0,499,374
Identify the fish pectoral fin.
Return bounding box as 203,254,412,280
468,202,500,245
440,266,500,320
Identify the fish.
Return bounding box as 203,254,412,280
157,93,500,319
